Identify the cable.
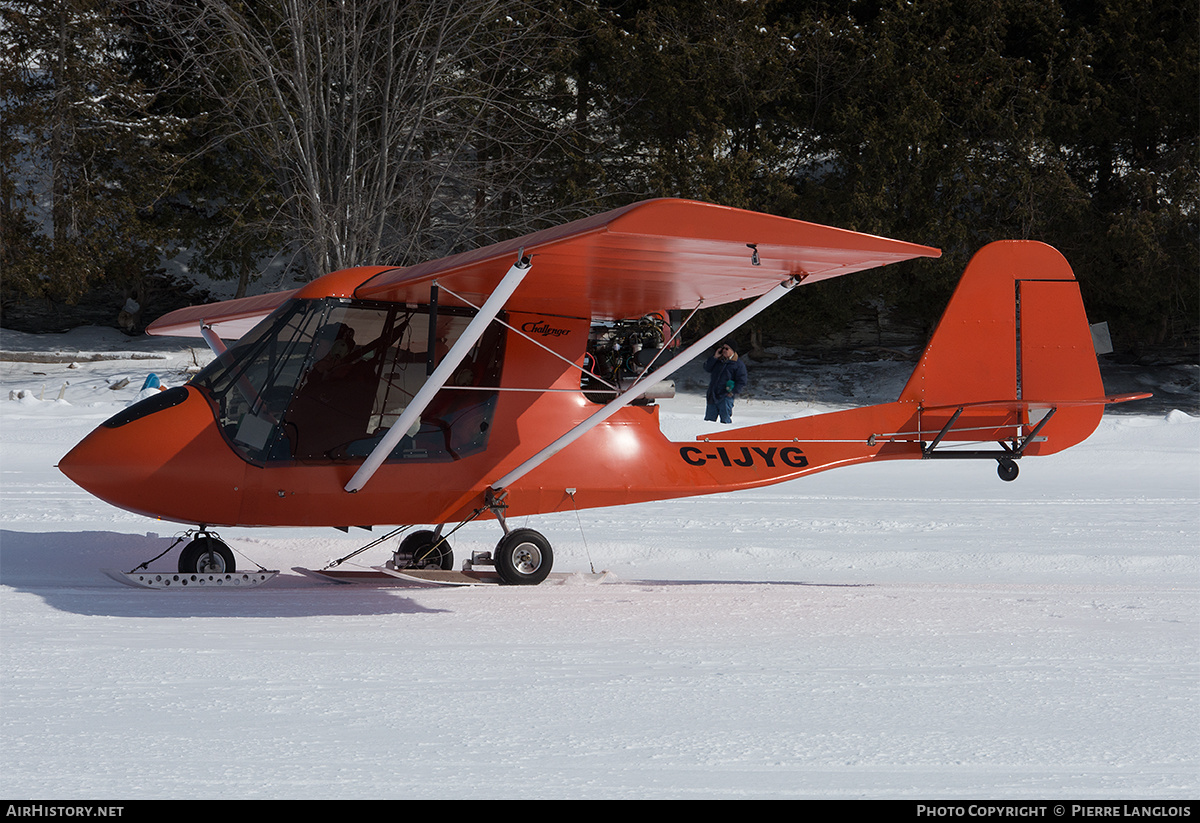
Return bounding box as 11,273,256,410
566,488,595,574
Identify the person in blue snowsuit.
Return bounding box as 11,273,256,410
703,341,748,424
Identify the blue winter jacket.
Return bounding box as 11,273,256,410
704,355,748,402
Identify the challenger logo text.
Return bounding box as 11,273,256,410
521,320,571,338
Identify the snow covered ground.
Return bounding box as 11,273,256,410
1,327,1197,799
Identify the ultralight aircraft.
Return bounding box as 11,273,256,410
59,199,1148,586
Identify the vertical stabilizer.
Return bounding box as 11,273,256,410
899,241,1106,454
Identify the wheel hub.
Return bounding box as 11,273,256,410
195,553,228,574
511,543,542,574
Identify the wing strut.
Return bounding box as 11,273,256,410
344,257,533,494
199,324,227,358
488,274,803,494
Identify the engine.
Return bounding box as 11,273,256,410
581,313,676,404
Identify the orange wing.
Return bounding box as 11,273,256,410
148,199,941,337
355,198,941,318
146,289,297,339
145,267,397,339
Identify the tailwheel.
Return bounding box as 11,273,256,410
393,530,454,571
178,535,236,574
997,457,1019,482
494,528,553,586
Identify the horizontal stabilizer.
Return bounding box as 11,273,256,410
918,393,1152,413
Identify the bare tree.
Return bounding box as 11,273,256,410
147,0,575,282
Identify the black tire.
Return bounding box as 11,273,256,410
178,536,236,574
494,529,553,585
396,530,454,571
997,458,1019,482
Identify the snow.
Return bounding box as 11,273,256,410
1,327,1197,799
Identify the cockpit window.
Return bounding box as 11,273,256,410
191,298,504,464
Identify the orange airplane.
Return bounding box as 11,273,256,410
59,199,1148,586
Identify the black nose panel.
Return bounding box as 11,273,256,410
102,387,191,429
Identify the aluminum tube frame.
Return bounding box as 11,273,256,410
344,259,532,493
488,275,801,493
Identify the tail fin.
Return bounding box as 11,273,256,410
899,241,1108,455
700,241,1148,469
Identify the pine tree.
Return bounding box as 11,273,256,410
1054,0,1199,348
1,0,186,325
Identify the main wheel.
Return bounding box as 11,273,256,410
494,529,553,586
395,530,454,570
997,458,1019,482
178,536,236,574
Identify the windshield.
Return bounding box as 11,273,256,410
191,298,504,464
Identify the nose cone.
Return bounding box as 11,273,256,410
58,429,152,515
59,387,244,525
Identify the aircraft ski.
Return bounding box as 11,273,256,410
104,568,279,590
376,565,505,586
58,199,1150,587
373,566,611,586
292,565,501,586
293,565,608,587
